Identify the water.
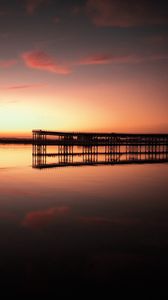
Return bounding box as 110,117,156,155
0,145,168,293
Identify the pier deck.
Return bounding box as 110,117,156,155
33,130,168,146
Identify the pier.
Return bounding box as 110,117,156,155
32,130,168,168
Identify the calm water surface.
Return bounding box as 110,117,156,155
0,145,168,292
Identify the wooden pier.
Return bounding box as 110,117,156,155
32,130,168,168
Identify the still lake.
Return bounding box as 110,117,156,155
0,145,168,292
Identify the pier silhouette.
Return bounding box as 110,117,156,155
32,130,168,168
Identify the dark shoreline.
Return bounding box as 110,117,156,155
0,138,32,144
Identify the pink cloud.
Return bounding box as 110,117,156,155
22,50,71,75
86,0,168,27
78,54,117,65
22,206,70,229
4,83,47,90
25,0,48,15
78,53,168,66
0,59,17,68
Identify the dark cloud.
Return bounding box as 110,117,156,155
86,0,168,27
24,0,48,15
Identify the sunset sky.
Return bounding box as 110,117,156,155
0,0,168,136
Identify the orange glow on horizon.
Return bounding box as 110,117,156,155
0,76,168,137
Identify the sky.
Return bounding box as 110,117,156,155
0,0,168,136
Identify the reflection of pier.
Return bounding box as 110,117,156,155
32,130,168,169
